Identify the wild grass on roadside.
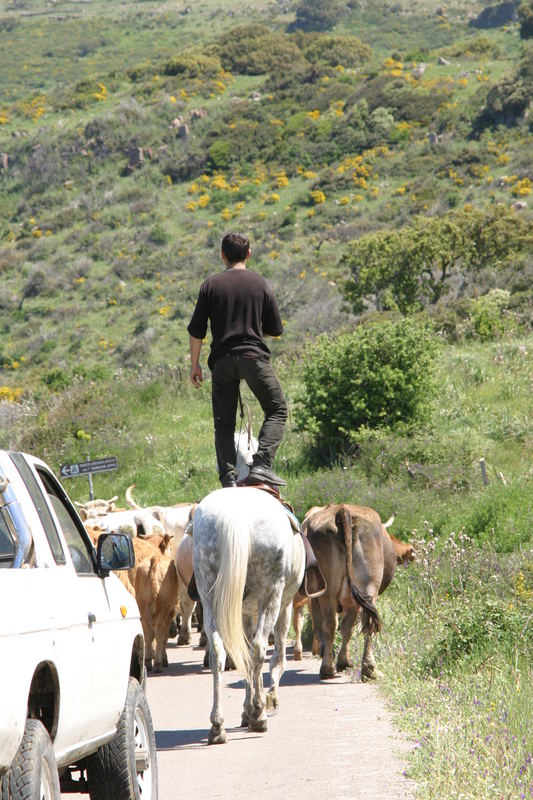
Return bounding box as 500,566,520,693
372,529,533,800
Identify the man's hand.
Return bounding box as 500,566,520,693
190,365,203,387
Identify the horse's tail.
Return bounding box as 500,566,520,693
211,507,252,677
335,507,381,635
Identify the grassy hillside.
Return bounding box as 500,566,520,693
1,3,532,798
1,0,531,392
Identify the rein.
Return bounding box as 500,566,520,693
237,387,255,457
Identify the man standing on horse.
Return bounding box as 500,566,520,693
187,231,288,489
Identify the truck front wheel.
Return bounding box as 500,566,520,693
0,719,60,800
87,677,158,800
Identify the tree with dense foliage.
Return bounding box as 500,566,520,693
211,24,305,74
342,207,531,313
292,0,343,32
295,318,440,454
298,33,372,67
518,0,533,38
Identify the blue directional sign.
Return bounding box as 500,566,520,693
60,457,118,479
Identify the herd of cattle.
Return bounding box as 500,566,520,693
77,484,415,681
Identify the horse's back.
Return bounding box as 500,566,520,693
193,487,301,585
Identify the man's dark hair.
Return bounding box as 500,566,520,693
221,232,250,264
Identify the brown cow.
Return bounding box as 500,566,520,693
135,549,180,673
303,504,414,680
122,534,173,596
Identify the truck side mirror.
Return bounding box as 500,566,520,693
97,533,135,576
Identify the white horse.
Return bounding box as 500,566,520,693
192,487,304,744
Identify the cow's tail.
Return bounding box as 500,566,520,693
211,507,252,677
148,555,160,599
335,507,381,635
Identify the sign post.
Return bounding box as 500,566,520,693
59,456,118,500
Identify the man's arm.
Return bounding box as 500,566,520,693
262,287,283,337
189,336,203,387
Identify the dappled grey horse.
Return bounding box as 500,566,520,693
192,486,304,744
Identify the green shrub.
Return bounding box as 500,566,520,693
300,33,372,68
208,140,232,170
422,596,529,675
439,35,500,60
163,51,221,78
212,25,305,75
42,368,71,392
149,223,169,246
295,318,441,452
469,289,510,341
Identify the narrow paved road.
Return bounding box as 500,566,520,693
145,631,416,800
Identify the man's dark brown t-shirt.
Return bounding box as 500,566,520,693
187,268,283,368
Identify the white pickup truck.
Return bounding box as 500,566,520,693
0,450,158,799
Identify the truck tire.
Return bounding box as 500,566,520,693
87,677,158,800
0,719,60,800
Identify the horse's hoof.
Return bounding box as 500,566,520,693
293,649,302,661
208,727,227,745
320,665,336,679
203,651,210,669
162,653,169,667
177,632,191,646
145,660,153,672
153,663,163,674
199,632,208,647
168,620,178,639
249,717,268,733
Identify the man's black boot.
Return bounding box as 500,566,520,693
220,470,238,488
246,463,287,486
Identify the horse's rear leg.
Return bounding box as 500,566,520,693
267,601,291,712
203,606,227,744
177,583,195,645
247,610,271,733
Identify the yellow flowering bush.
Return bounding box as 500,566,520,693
92,83,107,101
20,95,47,120
511,178,531,197
310,190,326,205
211,174,229,190
0,387,24,403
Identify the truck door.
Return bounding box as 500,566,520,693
31,464,128,737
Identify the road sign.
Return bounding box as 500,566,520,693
60,456,118,479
